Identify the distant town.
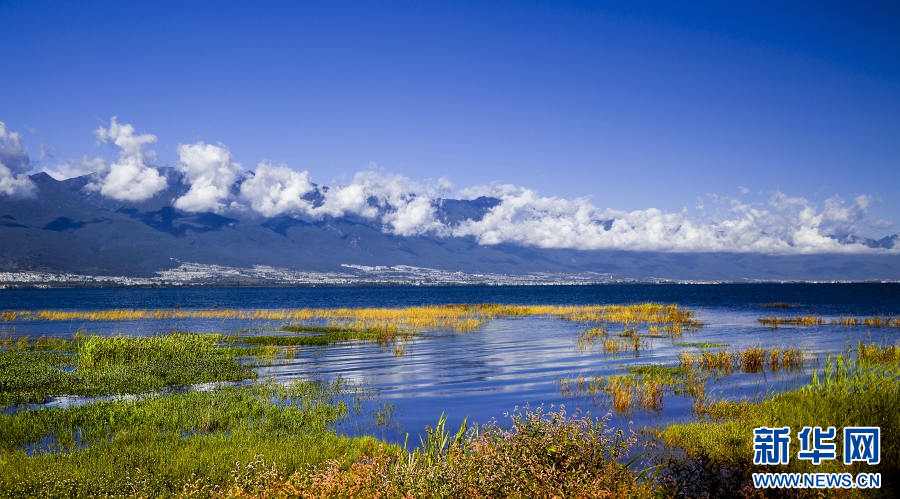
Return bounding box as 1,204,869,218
1,262,889,289
0,262,620,288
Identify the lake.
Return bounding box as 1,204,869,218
2,283,899,441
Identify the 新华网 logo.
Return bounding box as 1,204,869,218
752,426,880,466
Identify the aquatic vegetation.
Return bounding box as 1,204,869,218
576,326,608,351
678,347,807,374
559,363,706,414
78,333,222,370
598,336,647,355
1,302,701,332
758,315,826,326
672,342,728,348
551,303,699,326
759,302,798,308
648,323,684,337
373,402,395,427
14,300,899,496
678,349,734,372
226,328,409,347
0,337,77,353
758,315,900,327
0,352,77,406
858,341,900,365
601,339,629,354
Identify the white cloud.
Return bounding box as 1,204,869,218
86,117,167,201
739,186,749,194
173,142,243,213
0,122,37,198
309,171,447,236
238,161,316,217
442,187,893,254
235,168,449,235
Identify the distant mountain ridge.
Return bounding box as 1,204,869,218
1,171,898,281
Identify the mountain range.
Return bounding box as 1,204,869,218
1,170,898,281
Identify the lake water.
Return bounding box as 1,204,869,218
2,283,899,441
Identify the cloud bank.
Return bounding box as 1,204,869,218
4,117,897,254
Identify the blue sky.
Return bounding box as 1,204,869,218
2,0,899,246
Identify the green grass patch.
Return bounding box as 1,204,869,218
0,378,390,498
78,333,222,369
0,335,255,406
626,364,691,377
672,342,728,348
1,337,79,353
227,327,412,347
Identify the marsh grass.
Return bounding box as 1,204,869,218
648,324,684,337
759,315,900,328
678,347,808,374
559,364,706,414
672,342,728,348
858,341,900,365
78,333,222,370
599,337,647,355
577,326,609,351
2,303,700,334
227,328,415,348
1,337,78,353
